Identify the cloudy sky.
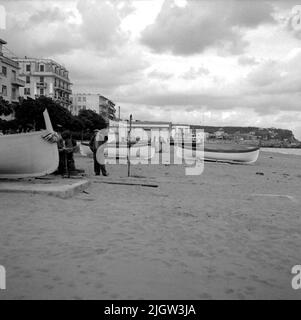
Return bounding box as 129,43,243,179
1,0,301,138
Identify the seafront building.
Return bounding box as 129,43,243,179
71,93,116,120
12,57,72,110
0,39,25,105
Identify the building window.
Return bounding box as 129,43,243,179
26,64,31,72
26,76,30,84
83,97,86,102
40,76,44,83
24,88,31,95
2,85,7,96
11,70,16,82
12,88,17,100
78,97,81,102
40,88,44,96
2,66,7,76
39,64,45,72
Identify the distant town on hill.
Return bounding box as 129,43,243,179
190,125,300,148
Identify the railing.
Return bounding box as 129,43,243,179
54,84,72,93
11,78,25,87
36,82,47,88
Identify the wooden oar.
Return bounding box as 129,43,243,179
43,109,54,132
127,114,132,177
94,180,158,188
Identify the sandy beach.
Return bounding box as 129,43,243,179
0,150,301,300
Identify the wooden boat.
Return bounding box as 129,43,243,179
0,110,59,178
81,141,155,160
176,143,260,164
96,142,155,164
79,142,93,157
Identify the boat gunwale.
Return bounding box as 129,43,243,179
0,130,47,139
81,142,149,148
177,144,260,154
204,146,260,154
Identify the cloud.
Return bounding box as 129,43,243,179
140,0,276,56
64,46,148,93
28,7,69,25
237,56,259,66
286,4,301,39
147,69,173,80
246,49,301,94
2,0,131,57
77,0,127,51
2,3,81,56
181,66,209,80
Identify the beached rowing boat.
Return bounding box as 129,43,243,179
0,110,59,178
176,143,260,164
80,141,155,160
79,142,93,157
96,142,155,164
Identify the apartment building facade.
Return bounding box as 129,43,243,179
0,39,25,105
71,93,116,120
13,57,72,110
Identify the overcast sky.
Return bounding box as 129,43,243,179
1,0,301,138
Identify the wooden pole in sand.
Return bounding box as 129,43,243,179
127,114,132,177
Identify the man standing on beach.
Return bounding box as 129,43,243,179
89,128,109,176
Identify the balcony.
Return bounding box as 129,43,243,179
55,96,72,105
36,82,47,89
32,70,70,82
54,84,72,94
11,77,25,87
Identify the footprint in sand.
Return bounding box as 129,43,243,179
225,288,235,294
95,248,109,255
95,283,104,289
187,250,205,258
198,293,212,299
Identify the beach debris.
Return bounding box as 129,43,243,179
251,194,298,203
256,172,264,176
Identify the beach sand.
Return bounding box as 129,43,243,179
0,151,301,300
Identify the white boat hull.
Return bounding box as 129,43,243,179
79,142,93,157
0,131,59,178
204,148,260,164
176,144,260,164
96,143,155,164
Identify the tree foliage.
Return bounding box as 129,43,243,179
0,97,14,116
14,96,82,131
1,96,107,135
77,109,107,131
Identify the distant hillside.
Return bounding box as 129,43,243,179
190,125,298,142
